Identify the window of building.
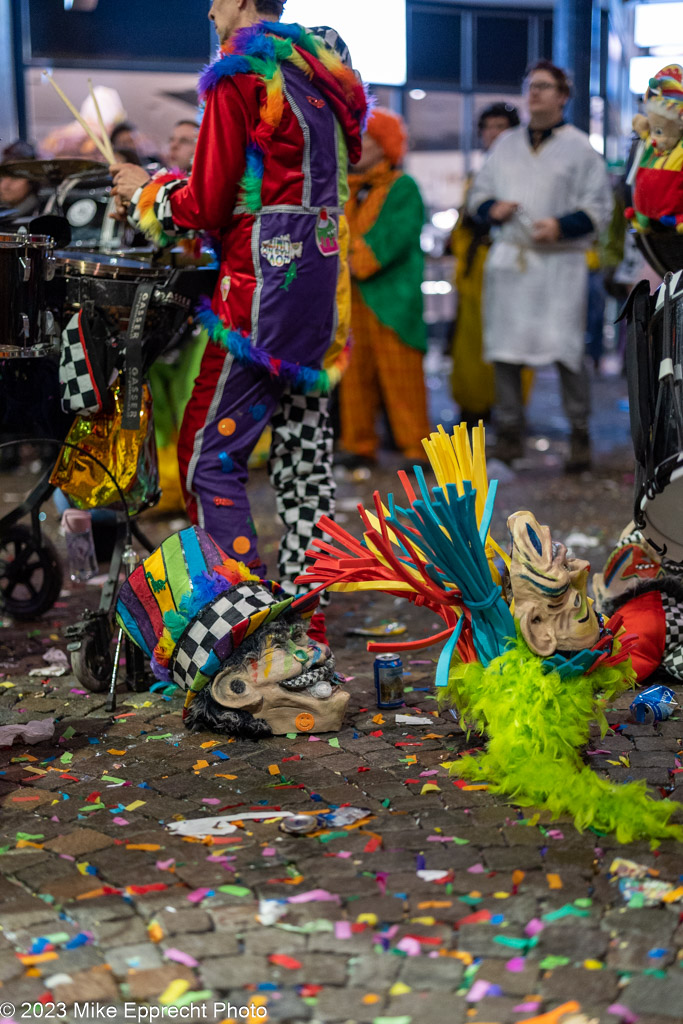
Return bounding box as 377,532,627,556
408,6,462,84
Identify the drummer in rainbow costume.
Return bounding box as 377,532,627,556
111,0,367,597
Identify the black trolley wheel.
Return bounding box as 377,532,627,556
0,524,63,620
70,626,114,694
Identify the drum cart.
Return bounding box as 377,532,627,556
0,226,217,707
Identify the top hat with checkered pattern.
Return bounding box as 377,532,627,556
116,526,317,712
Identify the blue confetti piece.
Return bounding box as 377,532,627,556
648,947,669,958
65,933,91,949
310,793,323,802
257,982,279,991
491,913,505,924
215,751,230,760
88,738,99,744
31,938,50,954
416,854,426,870
219,452,234,473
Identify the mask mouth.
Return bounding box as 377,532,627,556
274,656,341,703
278,651,339,700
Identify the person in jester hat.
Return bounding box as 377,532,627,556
116,526,349,737
337,108,431,469
110,0,368,602
295,424,683,845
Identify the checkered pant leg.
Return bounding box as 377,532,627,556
268,389,335,597
662,591,683,680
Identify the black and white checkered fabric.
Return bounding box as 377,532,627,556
59,311,103,416
170,584,279,690
268,390,335,597
131,177,187,240
309,26,353,68
662,591,683,680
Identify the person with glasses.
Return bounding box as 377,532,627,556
468,60,612,472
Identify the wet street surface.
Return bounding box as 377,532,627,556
0,368,681,1024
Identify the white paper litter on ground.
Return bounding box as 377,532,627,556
167,810,297,837
564,531,600,549
0,719,55,746
396,715,435,725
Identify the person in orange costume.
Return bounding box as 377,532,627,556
337,107,431,469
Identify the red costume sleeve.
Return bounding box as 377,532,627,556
170,80,251,232
607,590,666,683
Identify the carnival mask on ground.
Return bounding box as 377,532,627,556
116,526,348,738
185,615,349,737
508,511,600,657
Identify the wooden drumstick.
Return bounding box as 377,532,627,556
88,78,116,165
43,72,110,163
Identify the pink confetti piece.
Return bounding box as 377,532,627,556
396,936,421,957
506,957,526,973
335,851,352,858
308,735,321,741
466,979,492,1003
467,863,486,873
585,748,611,756
262,847,276,857
187,887,212,904
524,917,545,937
428,835,455,842
547,829,565,840
334,921,352,939
607,1005,638,1023
202,798,221,805
164,947,199,968
112,816,129,825
156,859,175,871
287,889,341,905
514,1002,542,1013
419,769,439,776
375,871,388,895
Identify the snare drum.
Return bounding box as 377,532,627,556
53,250,168,334
0,233,58,357
628,271,683,562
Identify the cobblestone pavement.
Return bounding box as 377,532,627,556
0,371,682,1024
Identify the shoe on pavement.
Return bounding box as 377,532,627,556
490,431,524,465
333,451,377,471
564,429,591,474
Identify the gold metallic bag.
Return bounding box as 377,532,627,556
50,381,159,514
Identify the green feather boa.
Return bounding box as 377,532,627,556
440,633,683,845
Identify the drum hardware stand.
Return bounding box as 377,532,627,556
65,515,155,706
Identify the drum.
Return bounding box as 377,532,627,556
52,250,169,334
627,271,683,562
0,233,58,357
43,178,125,250
50,251,203,371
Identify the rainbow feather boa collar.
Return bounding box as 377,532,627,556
198,21,367,215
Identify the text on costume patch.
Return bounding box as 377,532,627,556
260,234,303,268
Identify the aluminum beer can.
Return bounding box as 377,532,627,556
280,815,319,835
374,653,404,708
630,684,678,725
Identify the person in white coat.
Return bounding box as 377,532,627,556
467,60,612,472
